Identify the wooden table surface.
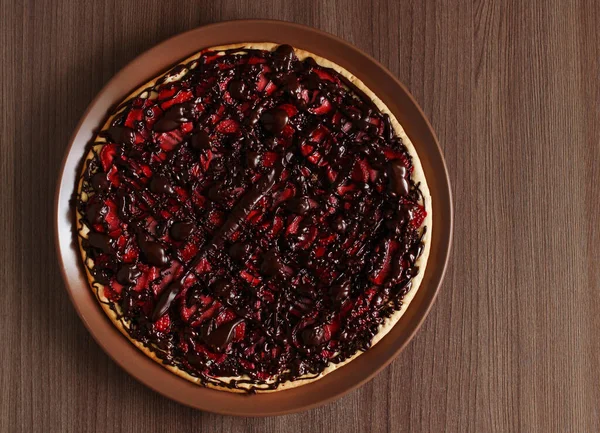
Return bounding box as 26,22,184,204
2,0,599,432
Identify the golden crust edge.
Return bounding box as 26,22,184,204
76,42,432,393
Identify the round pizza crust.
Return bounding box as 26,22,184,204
76,42,432,393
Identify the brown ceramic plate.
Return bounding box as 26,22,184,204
55,20,452,416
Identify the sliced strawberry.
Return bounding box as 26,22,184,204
99,143,117,171
368,116,384,135
151,261,181,297
218,62,236,71
321,349,336,358
214,309,237,327
312,68,337,82
262,151,278,167
124,108,143,129
189,163,202,180
115,234,127,250
264,81,277,95
143,215,158,234
309,125,329,143
180,122,193,135
239,359,255,370
197,301,221,323
322,317,340,340
315,246,326,257
158,85,178,101
159,209,172,220
154,314,171,333
382,147,413,172
194,257,212,274
297,226,318,249
129,159,152,179
179,240,198,263
132,267,149,292
182,273,197,291
109,279,123,297
198,294,213,307
286,215,303,235
254,371,271,381
247,56,265,65
233,322,246,341
180,303,198,323
202,53,222,64
208,210,224,226
369,239,399,285
332,111,344,125
336,183,356,196
269,215,284,238
197,345,227,364
319,233,337,246
122,239,139,263
144,103,163,127
152,151,168,163
278,103,298,118
216,118,240,134
327,166,338,182
210,105,226,124
300,142,314,156
260,288,275,303
195,79,215,97
309,98,333,115
281,124,295,139
307,151,322,165
351,158,370,182
240,270,261,286
200,149,213,172
160,89,194,110
273,183,296,206
155,129,185,151
104,200,121,233
246,209,261,222
92,223,105,233
192,190,206,209
218,76,233,91
409,204,427,229
256,72,269,92
106,164,120,187
173,186,190,201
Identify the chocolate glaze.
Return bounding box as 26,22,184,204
261,109,289,135
153,103,195,132
91,172,110,192
87,232,113,254
150,175,174,195
138,237,169,267
228,80,247,100
77,44,427,392
191,130,210,151
104,126,136,145
388,161,409,197
170,221,194,241
116,264,141,285
203,318,244,352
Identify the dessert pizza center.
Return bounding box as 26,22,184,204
78,44,427,390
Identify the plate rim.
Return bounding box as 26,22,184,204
54,19,453,416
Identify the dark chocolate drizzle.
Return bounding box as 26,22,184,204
77,44,427,392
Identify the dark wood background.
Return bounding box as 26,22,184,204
1,0,599,432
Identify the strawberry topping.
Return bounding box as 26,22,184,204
78,44,427,391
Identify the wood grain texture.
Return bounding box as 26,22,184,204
1,0,598,431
